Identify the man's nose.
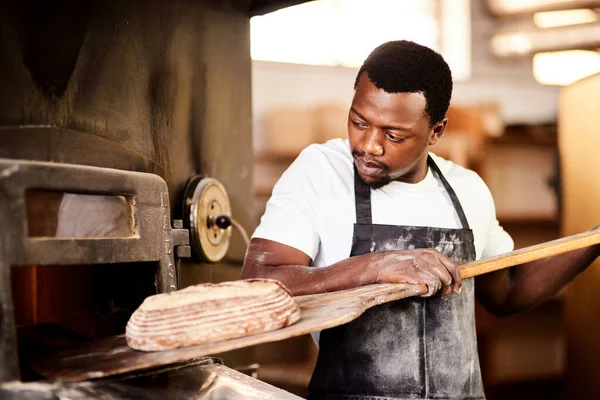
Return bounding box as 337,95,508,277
363,129,384,156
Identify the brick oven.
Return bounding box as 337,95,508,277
0,0,308,398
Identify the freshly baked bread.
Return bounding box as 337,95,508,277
126,279,300,351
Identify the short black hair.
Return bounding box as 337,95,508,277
354,40,453,126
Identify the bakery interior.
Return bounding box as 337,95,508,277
0,0,599,399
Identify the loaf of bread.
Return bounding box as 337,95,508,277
126,279,300,351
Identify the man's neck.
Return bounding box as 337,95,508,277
393,154,429,184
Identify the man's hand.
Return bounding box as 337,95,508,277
369,249,462,297
241,239,462,297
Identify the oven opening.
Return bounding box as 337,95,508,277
10,262,158,382
25,190,136,239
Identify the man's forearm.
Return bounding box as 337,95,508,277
242,257,378,296
242,239,464,297
477,243,600,315
239,239,380,296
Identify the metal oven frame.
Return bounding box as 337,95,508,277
0,158,190,383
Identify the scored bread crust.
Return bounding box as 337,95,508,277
126,279,300,351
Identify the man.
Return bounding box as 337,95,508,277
241,41,600,400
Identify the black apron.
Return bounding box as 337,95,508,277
308,156,484,400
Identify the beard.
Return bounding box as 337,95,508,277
352,151,391,190
363,175,391,190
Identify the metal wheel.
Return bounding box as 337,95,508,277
184,177,232,263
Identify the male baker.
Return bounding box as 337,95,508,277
241,41,600,400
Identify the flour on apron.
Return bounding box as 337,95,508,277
308,156,484,400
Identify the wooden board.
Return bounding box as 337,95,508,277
29,283,425,382
460,229,600,278
29,229,600,382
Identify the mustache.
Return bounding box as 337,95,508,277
352,151,387,169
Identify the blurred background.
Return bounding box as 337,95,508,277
249,1,600,399
1,0,599,398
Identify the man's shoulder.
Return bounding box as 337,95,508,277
292,139,353,177
300,138,352,163
273,139,353,195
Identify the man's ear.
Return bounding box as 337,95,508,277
428,118,447,146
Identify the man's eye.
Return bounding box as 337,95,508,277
352,120,367,129
386,133,405,142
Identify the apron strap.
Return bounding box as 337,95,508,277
352,155,471,229
427,155,471,230
354,165,373,224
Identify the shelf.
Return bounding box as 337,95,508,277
498,216,559,225
255,152,299,163
489,124,558,147
489,136,557,147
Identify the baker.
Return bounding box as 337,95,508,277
240,41,600,400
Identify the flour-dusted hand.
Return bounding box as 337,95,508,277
368,249,462,297
241,239,463,297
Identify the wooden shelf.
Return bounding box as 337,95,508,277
489,135,557,147
255,152,298,163
498,216,559,225
489,124,558,147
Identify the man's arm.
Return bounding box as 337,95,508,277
476,225,600,316
240,238,463,297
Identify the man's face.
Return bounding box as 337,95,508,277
348,73,446,188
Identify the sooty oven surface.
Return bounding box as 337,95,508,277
0,0,312,397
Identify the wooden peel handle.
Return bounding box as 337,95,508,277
460,230,600,279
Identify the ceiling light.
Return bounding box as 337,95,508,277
487,0,590,16
533,8,598,28
533,49,600,85
491,33,532,57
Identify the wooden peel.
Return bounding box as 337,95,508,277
27,284,422,382
460,229,600,279
27,230,600,382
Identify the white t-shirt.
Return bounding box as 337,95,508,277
253,139,514,268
